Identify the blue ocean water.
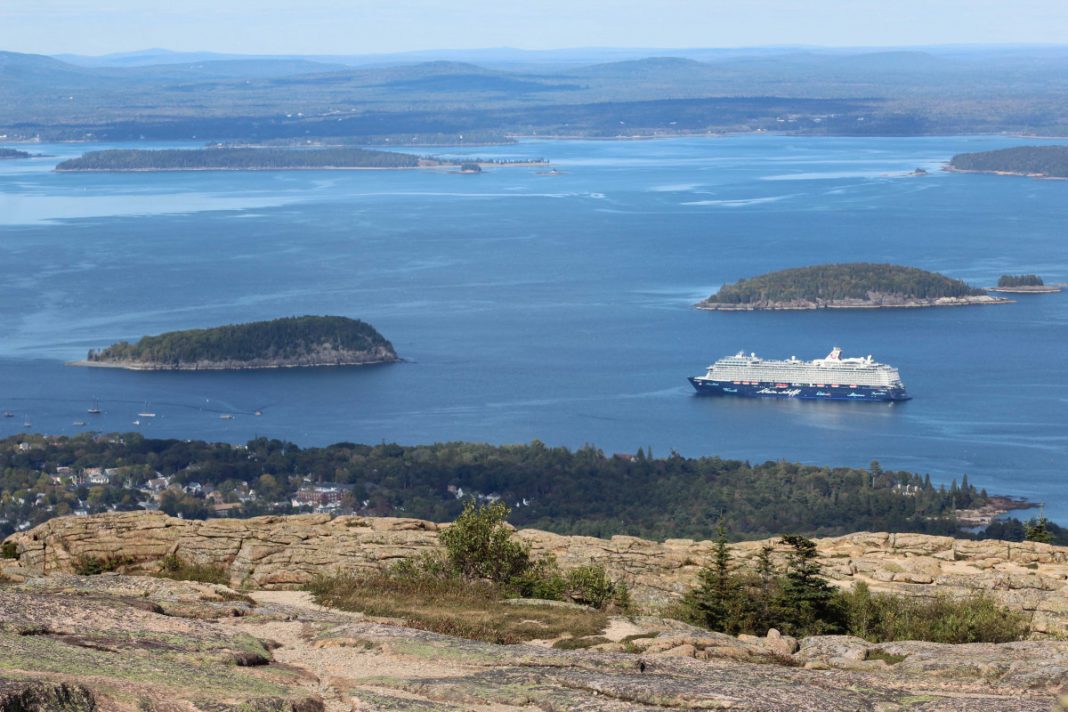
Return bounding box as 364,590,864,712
0,135,1065,519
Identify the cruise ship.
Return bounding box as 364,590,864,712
689,347,910,402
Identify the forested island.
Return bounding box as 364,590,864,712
698,263,1007,311
74,316,398,370
0,148,31,159
948,145,1068,179
1,433,1036,543
990,274,1061,293
55,147,430,171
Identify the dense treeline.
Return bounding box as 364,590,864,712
950,146,1068,178
0,148,30,159
998,274,1044,287
88,316,395,366
56,147,423,171
1,434,990,541
704,263,984,305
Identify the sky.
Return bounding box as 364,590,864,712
2,0,1067,56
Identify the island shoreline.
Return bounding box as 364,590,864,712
66,357,400,371
696,295,1012,311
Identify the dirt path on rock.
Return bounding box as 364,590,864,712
224,590,527,712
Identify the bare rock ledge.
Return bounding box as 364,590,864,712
5,512,1068,636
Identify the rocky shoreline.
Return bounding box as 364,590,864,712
697,294,1010,310
988,285,1063,293
68,352,399,371
944,165,1068,180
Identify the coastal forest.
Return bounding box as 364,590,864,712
0,434,993,542
56,147,424,171
702,263,985,306
87,316,395,366
949,145,1068,178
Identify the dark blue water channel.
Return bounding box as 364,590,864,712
0,136,1065,519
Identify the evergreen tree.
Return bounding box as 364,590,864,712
776,535,845,635
1025,515,1055,544
684,523,739,632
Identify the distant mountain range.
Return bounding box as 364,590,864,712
4,46,1068,143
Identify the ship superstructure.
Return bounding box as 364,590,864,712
689,347,910,402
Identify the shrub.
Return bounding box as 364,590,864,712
440,500,532,584
843,581,1028,644
154,553,229,585
565,564,631,611
72,554,133,575
0,541,17,559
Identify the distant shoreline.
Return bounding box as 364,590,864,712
55,161,548,174
696,295,1011,311
943,166,1068,181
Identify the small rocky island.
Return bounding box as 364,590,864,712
989,274,1062,293
947,145,1068,179
73,316,399,371
697,263,1009,311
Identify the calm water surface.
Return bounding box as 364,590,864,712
0,136,1065,519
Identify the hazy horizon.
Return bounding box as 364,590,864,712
3,0,1068,56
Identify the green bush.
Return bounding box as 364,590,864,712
440,500,532,584
0,541,17,559
153,553,229,585
842,581,1028,644
72,554,133,575
564,564,631,611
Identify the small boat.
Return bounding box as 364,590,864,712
23,419,31,428
254,410,262,417
137,402,156,418
219,414,235,420
88,400,102,415
73,420,86,426
132,419,141,426
2,411,12,418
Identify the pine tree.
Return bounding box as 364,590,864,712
685,522,738,632
776,535,845,635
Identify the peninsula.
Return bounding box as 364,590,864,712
54,147,549,172
0,148,31,160
697,263,1008,311
72,315,399,370
947,145,1068,179
55,147,428,171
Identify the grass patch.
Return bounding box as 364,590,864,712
72,554,134,575
865,649,908,665
308,571,607,645
551,636,610,650
154,554,230,585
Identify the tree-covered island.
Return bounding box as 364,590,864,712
73,316,399,371
990,274,1061,293
0,148,31,159
55,147,427,171
947,145,1068,179
698,263,1008,311
54,147,549,172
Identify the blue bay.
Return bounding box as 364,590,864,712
1,135,1065,519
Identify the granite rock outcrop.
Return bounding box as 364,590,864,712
5,511,1068,634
